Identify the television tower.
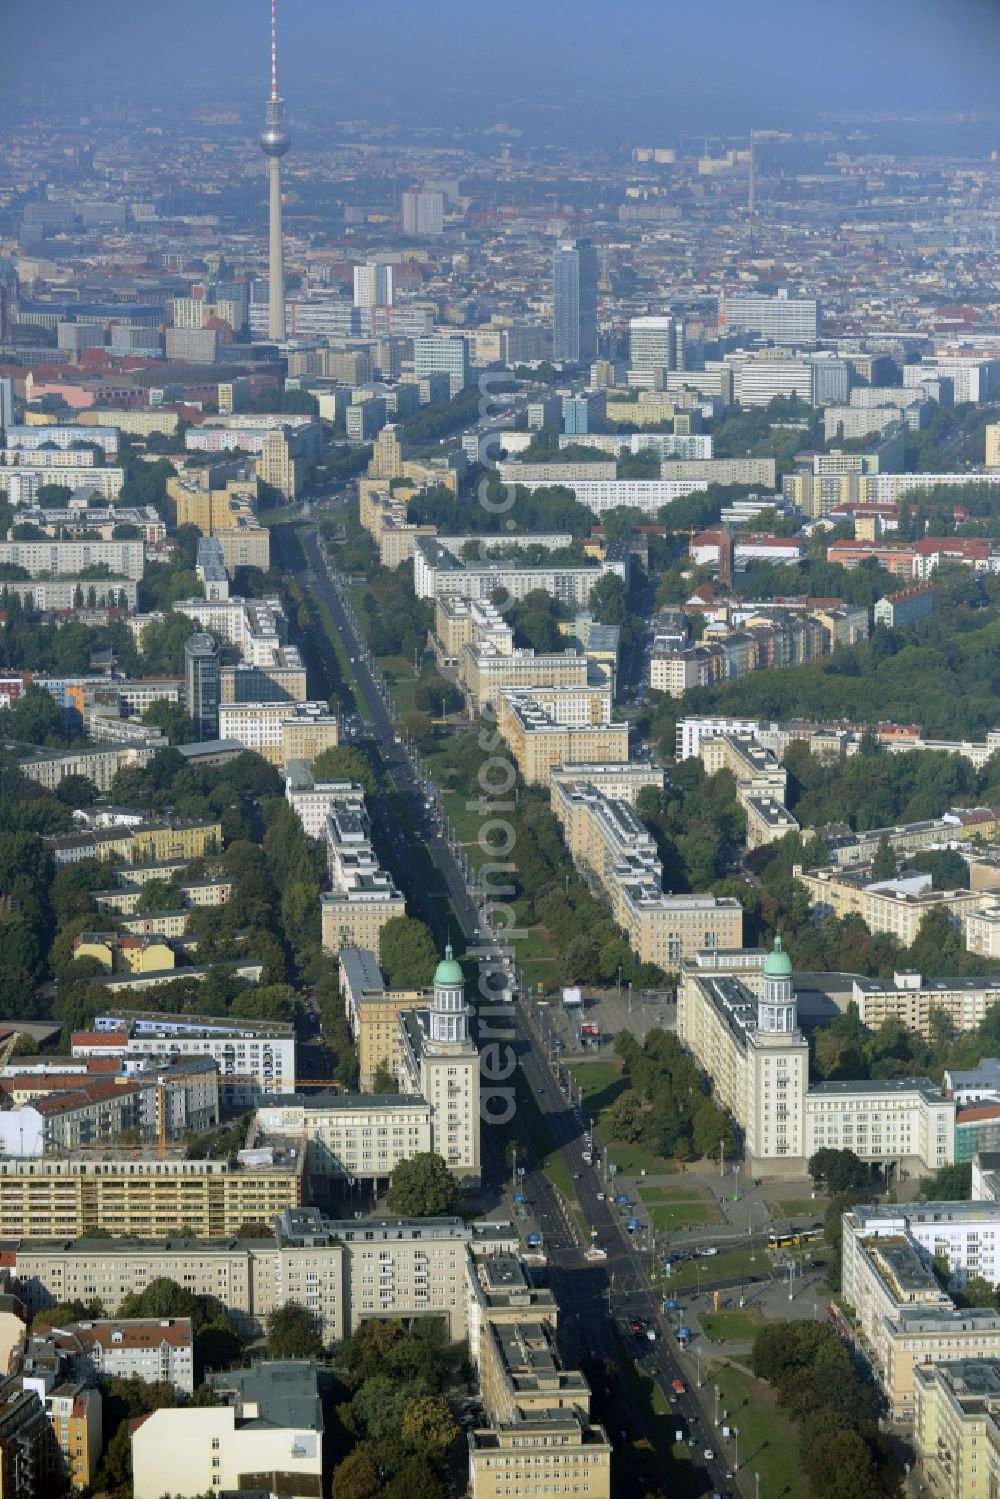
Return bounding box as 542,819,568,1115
260,0,290,342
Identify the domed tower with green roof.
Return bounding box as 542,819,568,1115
430,942,470,1044
758,934,797,1034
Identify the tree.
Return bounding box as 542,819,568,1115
266,1301,325,1359
142,699,196,745
397,710,434,748
332,1451,382,1499
388,1152,459,1216
53,773,99,809
117,1278,208,1326
808,1148,870,1194
918,1161,972,1201
312,744,377,796
372,1060,399,1094
870,834,896,882
5,684,65,746
603,1090,643,1143
691,1097,735,1160
379,916,440,987
400,1393,459,1463
383,1457,446,1499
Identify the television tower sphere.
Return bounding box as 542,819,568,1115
260,113,290,158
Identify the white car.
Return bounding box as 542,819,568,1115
699,1246,719,1257
703,1449,715,1462
596,1192,605,1201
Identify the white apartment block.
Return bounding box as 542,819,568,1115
414,538,627,606
558,432,713,459
721,292,820,345
3,425,119,456
1,465,125,503
0,577,137,610
256,1093,432,1182
172,595,288,662
285,764,365,841
844,1202,1000,1308
31,1318,194,1395
495,476,709,515
0,538,143,580
804,1080,953,1172
76,1011,296,1103
1,446,95,467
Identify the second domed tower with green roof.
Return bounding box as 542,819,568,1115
758,934,797,1034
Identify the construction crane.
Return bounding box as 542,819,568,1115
156,1075,168,1160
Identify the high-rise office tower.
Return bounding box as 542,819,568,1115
0,257,16,343
720,291,820,347
353,262,394,310
552,239,598,365
354,262,394,337
401,191,444,236
259,0,290,342
0,377,14,434
628,315,678,386
184,633,221,742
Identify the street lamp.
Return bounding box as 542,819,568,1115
755,1473,760,1499
734,1426,739,1471
714,1385,720,1425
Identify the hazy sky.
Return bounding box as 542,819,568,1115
8,0,1000,139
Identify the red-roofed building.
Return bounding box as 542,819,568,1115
25,1317,194,1395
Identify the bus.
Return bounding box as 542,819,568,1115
768,1229,823,1250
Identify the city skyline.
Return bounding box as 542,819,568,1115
6,0,1000,137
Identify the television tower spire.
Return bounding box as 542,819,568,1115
259,0,290,342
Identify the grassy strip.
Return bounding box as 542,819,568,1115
711,1361,807,1499
512,1067,589,1236
311,592,371,722
648,1202,720,1232
665,1249,761,1290
700,1309,765,1342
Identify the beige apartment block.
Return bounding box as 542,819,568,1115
461,642,589,710
549,761,663,808
358,989,425,1088
964,904,1000,959
468,1418,612,1499
659,457,776,486
794,866,988,946
744,794,800,850
0,1149,304,1241
987,423,1000,470
321,888,406,959
496,690,627,787
218,701,339,767
216,520,270,574
220,660,308,705
913,1359,1000,1497
256,428,300,499
851,972,1000,1040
